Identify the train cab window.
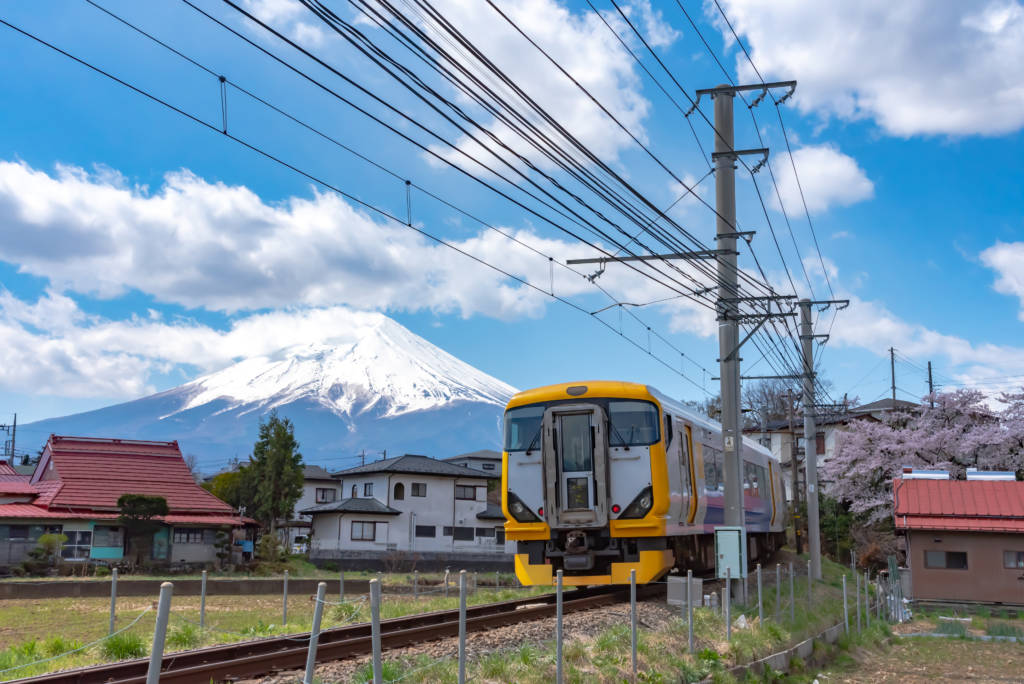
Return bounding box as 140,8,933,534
608,401,660,446
504,406,545,451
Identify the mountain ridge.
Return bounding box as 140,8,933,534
23,314,517,471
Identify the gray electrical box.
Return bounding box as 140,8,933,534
714,526,747,579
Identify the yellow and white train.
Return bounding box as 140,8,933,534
501,381,786,586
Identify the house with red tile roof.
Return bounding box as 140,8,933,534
894,471,1024,605
0,435,252,569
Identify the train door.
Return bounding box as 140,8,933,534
670,417,692,525
542,404,609,528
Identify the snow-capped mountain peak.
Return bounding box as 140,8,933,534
175,315,517,418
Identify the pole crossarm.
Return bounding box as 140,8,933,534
711,148,770,173
566,249,736,265
721,309,798,361
807,299,850,309
721,312,797,322
711,374,805,381
719,295,797,303
717,231,755,241
688,81,797,115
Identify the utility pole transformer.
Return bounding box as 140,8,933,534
799,300,822,580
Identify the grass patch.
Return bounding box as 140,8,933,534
934,620,967,637
99,632,147,660
986,622,1023,638
166,623,202,650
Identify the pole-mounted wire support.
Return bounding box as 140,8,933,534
712,148,769,174
689,81,798,116
218,75,227,134
405,180,412,226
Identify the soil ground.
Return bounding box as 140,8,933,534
811,636,1024,683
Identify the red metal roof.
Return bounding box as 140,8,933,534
894,478,1024,533
0,461,16,476
44,436,233,514
0,504,117,519
0,480,38,495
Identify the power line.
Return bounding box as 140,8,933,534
1,12,714,396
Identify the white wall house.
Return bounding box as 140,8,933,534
443,449,502,476
747,417,846,502
303,454,512,569
283,465,341,550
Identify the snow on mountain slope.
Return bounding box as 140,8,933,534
174,315,516,419
23,315,518,469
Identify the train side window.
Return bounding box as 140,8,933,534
664,414,673,445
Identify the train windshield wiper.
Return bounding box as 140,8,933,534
609,422,630,451
524,426,542,455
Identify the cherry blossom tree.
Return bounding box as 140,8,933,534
822,389,1024,522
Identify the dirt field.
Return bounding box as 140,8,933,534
812,636,1024,683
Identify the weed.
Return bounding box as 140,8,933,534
100,632,147,660
986,622,1023,638
42,635,83,657
242,620,275,636
166,623,202,650
934,621,967,637
563,639,588,665
975,605,991,618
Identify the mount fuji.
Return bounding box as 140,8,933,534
23,316,518,472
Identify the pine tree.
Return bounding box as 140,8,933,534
248,411,304,533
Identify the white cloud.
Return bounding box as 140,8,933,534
769,144,873,214
831,231,851,240
413,0,653,170
981,241,1024,320
621,0,681,49
713,0,1024,136
242,0,326,47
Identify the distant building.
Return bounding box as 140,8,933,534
282,465,341,551
443,449,502,474
894,470,1024,604
303,454,511,570
0,435,253,569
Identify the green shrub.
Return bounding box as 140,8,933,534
975,605,991,618
100,632,147,660
330,601,362,623
94,565,111,577
43,635,83,657
242,620,275,636
166,623,202,649
934,620,967,637
986,622,1023,638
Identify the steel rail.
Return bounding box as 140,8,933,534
13,584,661,684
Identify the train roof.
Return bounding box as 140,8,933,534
505,381,772,459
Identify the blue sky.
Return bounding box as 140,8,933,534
1,0,1023,440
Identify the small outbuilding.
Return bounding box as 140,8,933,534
894,469,1024,605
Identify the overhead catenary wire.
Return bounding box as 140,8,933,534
0,13,713,396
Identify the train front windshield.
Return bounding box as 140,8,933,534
503,400,660,450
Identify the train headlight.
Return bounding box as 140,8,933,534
617,486,654,519
507,491,541,522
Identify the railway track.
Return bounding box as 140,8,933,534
15,584,664,684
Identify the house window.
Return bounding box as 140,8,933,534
351,521,376,541
61,531,92,560
173,528,206,544
451,526,474,541
363,483,374,497
415,525,436,538
351,484,357,498
815,432,825,454
496,529,506,544
455,485,476,500
482,463,496,471
924,550,968,569
411,483,427,497
394,483,405,501
316,488,337,503
475,527,495,538
93,526,123,548
1004,551,1024,569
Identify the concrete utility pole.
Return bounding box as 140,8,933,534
786,391,802,555
800,300,822,580
928,361,934,408
713,87,744,554
889,347,896,403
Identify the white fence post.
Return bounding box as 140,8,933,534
146,582,173,684
556,569,564,684
370,578,382,684
756,563,763,627
303,582,327,684
630,568,637,684
686,569,694,654
842,574,849,634
458,571,467,684
108,568,118,635
200,569,207,630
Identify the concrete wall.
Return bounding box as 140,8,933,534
0,577,363,600
309,548,513,572
908,530,1024,605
